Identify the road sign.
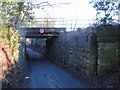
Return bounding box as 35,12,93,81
39,28,45,34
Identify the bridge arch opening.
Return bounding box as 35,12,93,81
25,36,58,61
17,27,65,61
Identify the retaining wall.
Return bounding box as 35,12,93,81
17,28,26,69
46,25,119,76
46,29,97,76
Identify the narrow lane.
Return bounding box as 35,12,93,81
26,48,86,88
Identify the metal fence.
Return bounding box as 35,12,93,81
19,18,96,30
0,18,119,31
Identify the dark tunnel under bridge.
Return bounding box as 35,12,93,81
23,27,66,60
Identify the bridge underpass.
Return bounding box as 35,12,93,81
23,27,86,88
24,27,65,58
25,29,58,58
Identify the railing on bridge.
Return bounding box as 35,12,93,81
1,18,119,31
19,18,66,28
19,18,96,30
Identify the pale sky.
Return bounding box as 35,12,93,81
28,0,97,30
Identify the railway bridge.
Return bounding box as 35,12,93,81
17,18,68,38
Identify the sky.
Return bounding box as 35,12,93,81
27,0,97,30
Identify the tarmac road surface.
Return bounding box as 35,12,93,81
26,48,86,88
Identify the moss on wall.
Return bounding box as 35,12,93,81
97,25,119,76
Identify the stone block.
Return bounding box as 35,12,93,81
97,64,111,76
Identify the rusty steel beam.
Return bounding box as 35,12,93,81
26,33,59,38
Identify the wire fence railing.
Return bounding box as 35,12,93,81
19,18,96,29
0,18,119,31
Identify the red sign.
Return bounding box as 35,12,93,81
39,28,45,34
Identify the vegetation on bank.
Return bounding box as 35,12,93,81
0,1,33,87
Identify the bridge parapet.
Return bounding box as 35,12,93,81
18,27,66,38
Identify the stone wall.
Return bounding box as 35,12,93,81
17,28,26,69
96,25,119,76
46,29,97,76
46,25,119,76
